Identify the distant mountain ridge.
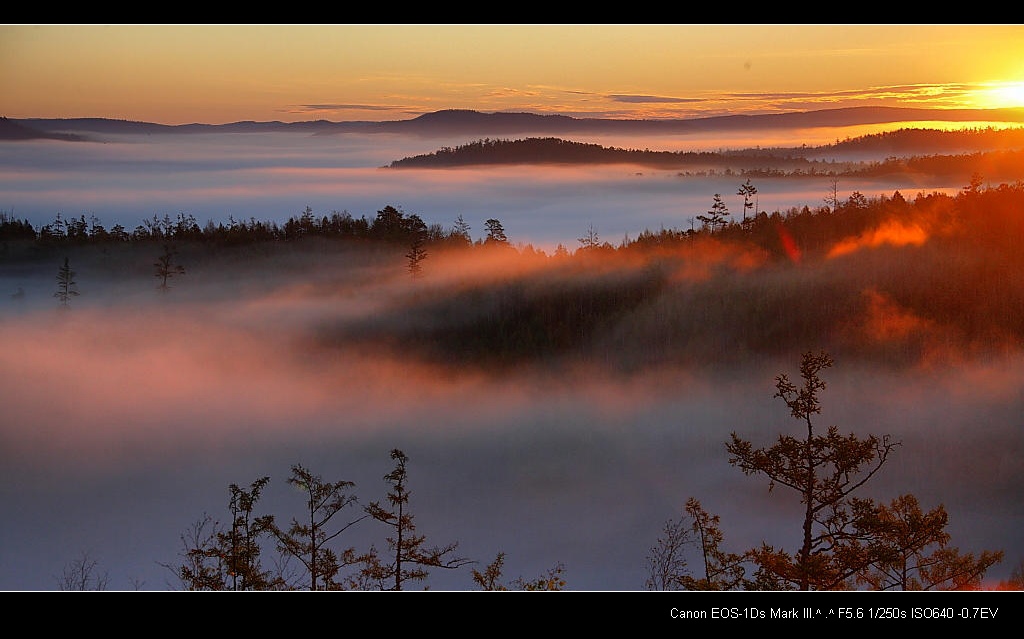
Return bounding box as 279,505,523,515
0,117,87,141
7,106,1024,141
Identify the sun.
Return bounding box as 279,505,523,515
977,81,1024,109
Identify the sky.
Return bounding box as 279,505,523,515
4,24,1024,125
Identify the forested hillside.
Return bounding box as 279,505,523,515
5,176,1022,375
386,128,1024,183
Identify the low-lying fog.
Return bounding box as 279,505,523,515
0,122,968,254
0,240,1020,591
1,122,1019,591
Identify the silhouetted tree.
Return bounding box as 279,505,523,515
361,449,471,590
962,172,985,197
508,562,567,591
824,179,840,213
577,223,600,251
54,257,78,308
39,212,66,244
58,551,109,591
726,350,901,590
644,512,693,591
472,552,567,591
154,243,185,291
272,464,370,591
737,179,758,222
221,477,279,591
403,213,428,278
484,218,508,245
451,214,472,246
371,205,407,242
164,513,228,590
846,191,869,210
644,497,745,591
406,235,427,278
697,194,730,233
165,478,283,591
997,558,1024,590
854,493,1003,590
677,498,747,590
724,351,1004,591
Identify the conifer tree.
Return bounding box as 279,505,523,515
154,243,185,291
165,477,282,591
726,350,900,590
472,553,567,591
451,214,472,246
697,194,730,233
854,494,1003,590
221,477,279,591
272,464,369,591
484,218,508,245
361,449,471,590
737,179,758,222
406,234,427,278
54,257,78,308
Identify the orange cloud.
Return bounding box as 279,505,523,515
827,220,928,258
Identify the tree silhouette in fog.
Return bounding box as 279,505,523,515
221,477,280,590
164,477,284,590
154,243,185,291
406,231,428,278
697,193,730,233
644,497,746,591
450,214,472,246
647,350,1005,591
272,464,370,591
483,218,508,245
737,178,757,223
727,350,902,590
53,256,78,308
360,449,471,590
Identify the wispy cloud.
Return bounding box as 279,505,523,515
294,103,405,113
607,95,705,105
255,81,1006,125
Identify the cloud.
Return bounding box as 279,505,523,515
293,103,406,113
607,95,704,105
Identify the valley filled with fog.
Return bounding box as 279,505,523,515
0,120,981,254
1,119,1022,590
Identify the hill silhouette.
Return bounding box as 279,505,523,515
385,128,1024,181
10,106,1024,139
0,117,86,141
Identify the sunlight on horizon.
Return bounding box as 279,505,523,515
5,25,1024,124
973,81,1024,109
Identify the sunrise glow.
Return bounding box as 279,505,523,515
4,24,1024,124
4,23,1024,596
975,81,1024,109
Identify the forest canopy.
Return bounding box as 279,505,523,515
385,128,1024,183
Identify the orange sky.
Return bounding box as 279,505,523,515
3,24,1024,124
